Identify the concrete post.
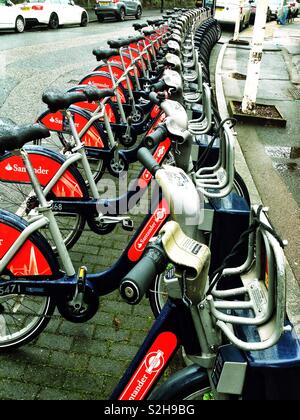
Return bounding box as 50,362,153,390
233,0,243,41
241,0,269,112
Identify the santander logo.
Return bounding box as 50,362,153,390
119,332,177,401
5,163,49,175
145,350,165,374
49,116,62,125
127,198,170,262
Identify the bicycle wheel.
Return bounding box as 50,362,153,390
0,180,86,251
0,294,55,350
35,133,106,185
149,364,211,400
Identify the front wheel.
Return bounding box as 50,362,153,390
0,295,55,350
15,16,25,33
49,13,59,30
0,178,86,252
80,12,88,27
149,365,211,400
135,6,142,20
118,8,126,22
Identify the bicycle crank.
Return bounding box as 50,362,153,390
56,267,99,323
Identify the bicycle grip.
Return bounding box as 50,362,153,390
120,242,167,305
137,147,161,176
144,125,167,149
151,79,167,92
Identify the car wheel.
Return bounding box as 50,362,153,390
97,15,104,23
135,6,142,20
15,16,25,33
48,13,59,30
80,12,88,27
118,7,126,21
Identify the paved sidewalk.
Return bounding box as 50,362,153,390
215,19,300,335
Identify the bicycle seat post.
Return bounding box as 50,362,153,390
20,148,76,277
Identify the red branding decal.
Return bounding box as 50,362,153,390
119,332,177,400
95,65,132,90
128,198,170,262
40,111,64,132
147,113,166,136
150,105,161,120
81,75,126,103
73,113,104,149
0,154,83,198
0,223,52,276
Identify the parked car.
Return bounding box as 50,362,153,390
268,0,289,20
94,0,143,22
249,0,272,24
0,0,26,33
215,0,252,30
18,0,89,29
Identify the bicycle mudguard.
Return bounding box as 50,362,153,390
66,85,118,124
79,71,127,104
93,62,134,91
149,364,209,400
0,146,88,199
0,209,60,278
108,53,141,78
38,106,110,150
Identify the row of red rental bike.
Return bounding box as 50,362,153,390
0,6,299,400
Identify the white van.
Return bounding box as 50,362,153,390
215,0,252,30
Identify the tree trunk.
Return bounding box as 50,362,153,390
241,0,269,112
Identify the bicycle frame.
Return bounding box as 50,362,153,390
111,299,200,400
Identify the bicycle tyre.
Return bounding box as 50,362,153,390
149,364,211,400
0,296,55,351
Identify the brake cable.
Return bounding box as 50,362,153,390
193,117,237,170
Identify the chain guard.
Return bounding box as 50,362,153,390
86,216,117,235
56,288,99,324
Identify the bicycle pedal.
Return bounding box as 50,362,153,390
77,266,87,291
122,219,134,232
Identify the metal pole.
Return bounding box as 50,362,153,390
161,0,164,13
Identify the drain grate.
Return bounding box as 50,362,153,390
289,88,300,100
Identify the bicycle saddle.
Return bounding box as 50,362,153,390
128,35,145,43
107,38,131,49
42,87,115,112
147,19,161,26
133,23,148,31
142,29,156,37
92,48,119,61
0,117,50,154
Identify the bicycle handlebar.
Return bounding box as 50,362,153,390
144,124,168,149
120,240,167,305
151,79,168,92
137,147,161,176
